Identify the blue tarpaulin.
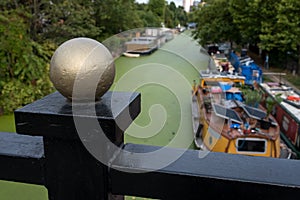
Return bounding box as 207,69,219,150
240,63,262,85
229,52,263,85
218,82,244,101
226,92,243,101
229,52,240,72
219,82,232,91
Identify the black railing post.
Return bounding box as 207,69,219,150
14,91,141,200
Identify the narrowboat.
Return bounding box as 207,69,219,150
211,52,234,74
260,81,300,157
192,71,295,158
124,36,158,55
228,51,263,85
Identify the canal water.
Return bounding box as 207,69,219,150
112,31,209,150
0,31,209,200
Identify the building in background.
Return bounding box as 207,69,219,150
183,0,193,12
193,0,200,7
183,0,201,12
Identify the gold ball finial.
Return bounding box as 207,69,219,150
50,37,115,101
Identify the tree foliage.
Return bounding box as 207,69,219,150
2,0,299,114
0,5,54,114
259,0,300,53
229,0,262,45
95,0,144,40
39,0,100,44
173,6,188,28
192,0,240,46
148,0,165,23
0,0,187,114
192,0,300,71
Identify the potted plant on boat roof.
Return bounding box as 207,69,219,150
265,93,282,118
241,86,262,107
260,93,282,129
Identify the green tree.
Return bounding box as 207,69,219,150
0,6,54,114
139,10,162,27
192,0,240,46
256,0,280,51
229,0,262,45
191,0,300,73
165,2,187,28
41,0,101,44
165,4,175,28
148,0,166,25
95,0,143,40
175,6,187,28
135,0,186,29
259,0,300,71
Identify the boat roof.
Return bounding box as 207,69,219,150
213,53,227,60
281,101,300,122
264,82,293,92
203,81,220,87
125,37,157,45
199,70,246,80
260,82,300,123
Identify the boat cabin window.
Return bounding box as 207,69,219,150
236,138,266,153
203,80,219,87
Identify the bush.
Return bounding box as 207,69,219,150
0,74,54,114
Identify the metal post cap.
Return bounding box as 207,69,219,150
50,37,115,101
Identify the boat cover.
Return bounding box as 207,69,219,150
229,52,263,85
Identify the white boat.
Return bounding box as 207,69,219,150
123,52,140,58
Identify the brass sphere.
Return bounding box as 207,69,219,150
50,37,115,101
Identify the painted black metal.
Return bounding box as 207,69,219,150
0,132,44,185
12,91,141,200
111,143,300,199
1,90,300,200
14,91,141,142
42,137,109,200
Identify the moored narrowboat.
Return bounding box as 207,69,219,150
260,82,300,157
192,71,295,158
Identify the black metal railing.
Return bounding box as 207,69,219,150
1,91,300,200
